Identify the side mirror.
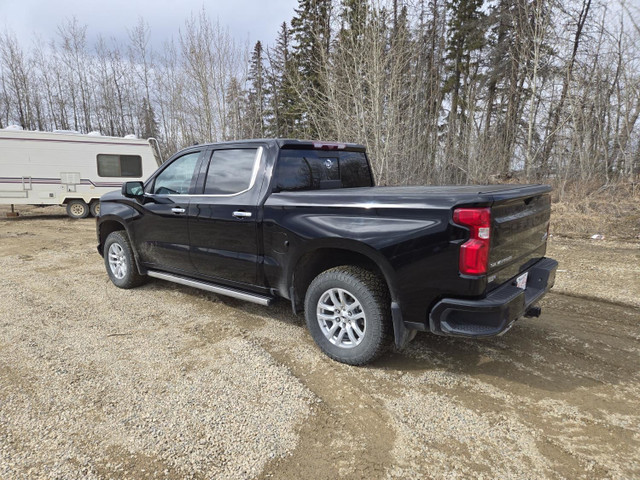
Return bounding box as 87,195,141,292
122,181,144,198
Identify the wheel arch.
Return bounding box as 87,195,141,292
288,240,415,350
97,218,127,253
98,217,146,274
60,196,99,205
288,240,398,314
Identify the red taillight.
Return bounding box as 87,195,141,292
453,207,491,275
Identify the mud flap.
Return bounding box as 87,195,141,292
391,302,415,350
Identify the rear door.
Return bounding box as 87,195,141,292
132,149,203,274
188,146,264,287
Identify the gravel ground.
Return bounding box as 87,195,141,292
546,235,640,308
1,206,639,479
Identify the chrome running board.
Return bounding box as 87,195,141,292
147,270,273,306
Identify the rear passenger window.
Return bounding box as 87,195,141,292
97,154,142,177
274,150,372,192
204,148,259,195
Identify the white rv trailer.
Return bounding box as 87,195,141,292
0,128,162,218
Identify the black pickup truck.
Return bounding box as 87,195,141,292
97,139,557,365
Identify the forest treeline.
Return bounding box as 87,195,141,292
1,0,639,192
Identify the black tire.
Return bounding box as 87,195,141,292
103,231,146,289
89,201,100,217
66,200,89,219
304,266,392,365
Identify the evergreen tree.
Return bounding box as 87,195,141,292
265,22,297,137
339,0,368,41
290,0,333,137
443,0,486,180
444,0,486,127
246,41,266,138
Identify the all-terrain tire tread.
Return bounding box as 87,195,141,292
104,230,146,289
305,265,392,365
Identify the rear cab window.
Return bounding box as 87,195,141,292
274,149,373,192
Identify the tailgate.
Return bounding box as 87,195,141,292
488,190,551,290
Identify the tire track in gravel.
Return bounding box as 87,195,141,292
178,295,397,479
255,346,396,480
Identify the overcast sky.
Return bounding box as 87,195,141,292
0,0,299,51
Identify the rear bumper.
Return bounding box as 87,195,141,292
428,258,558,337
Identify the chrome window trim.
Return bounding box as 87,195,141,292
149,146,263,198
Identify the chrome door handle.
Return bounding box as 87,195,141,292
233,211,252,218
171,207,186,214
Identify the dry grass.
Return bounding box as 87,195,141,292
549,181,640,240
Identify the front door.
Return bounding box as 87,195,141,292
188,147,263,287
132,150,202,274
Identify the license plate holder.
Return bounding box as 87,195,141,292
515,272,528,290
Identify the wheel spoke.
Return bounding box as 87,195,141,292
329,290,340,306
338,289,346,305
351,322,364,337
318,313,336,322
336,327,346,344
347,300,361,312
327,322,340,336
318,302,334,311
346,325,357,344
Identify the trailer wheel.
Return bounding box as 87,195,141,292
66,200,89,219
304,266,392,365
90,201,100,217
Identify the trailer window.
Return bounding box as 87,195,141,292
97,154,143,177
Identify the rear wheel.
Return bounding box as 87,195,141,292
305,266,392,365
104,231,146,289
90,201,100,217
66,200,89,219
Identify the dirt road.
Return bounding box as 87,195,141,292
1,209,639,479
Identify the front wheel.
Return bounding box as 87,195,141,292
304,266,392,365
104,231,146,289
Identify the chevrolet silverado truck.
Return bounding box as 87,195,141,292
96,139,558,365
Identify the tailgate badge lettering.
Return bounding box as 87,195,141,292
489,255,513,268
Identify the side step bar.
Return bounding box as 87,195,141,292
147,270,274,306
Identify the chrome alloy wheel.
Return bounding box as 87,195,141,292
316,288,366,349
108,243,128,280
